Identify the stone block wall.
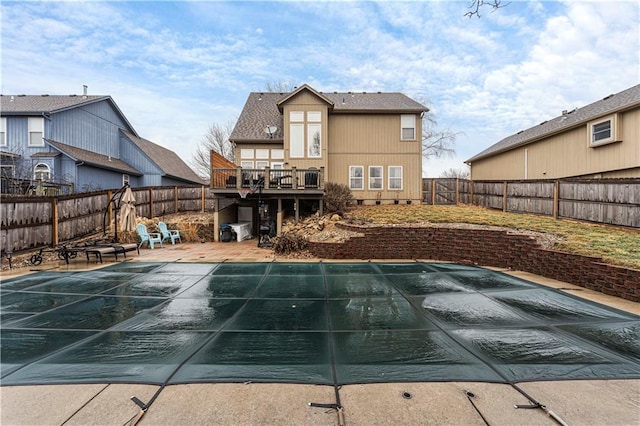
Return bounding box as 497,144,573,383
308,223,640,302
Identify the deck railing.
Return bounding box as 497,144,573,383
211,167,324,191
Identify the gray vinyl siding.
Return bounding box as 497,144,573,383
49,101,132,157
77,165,127,192
120,134,162,175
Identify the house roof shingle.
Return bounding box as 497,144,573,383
466,84,640,163
230,86,428,142
122,131,204,184
1,94,109,114
1,94,139,137
45,140,142,175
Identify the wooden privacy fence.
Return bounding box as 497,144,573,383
1,186,215,253
423,178,640,228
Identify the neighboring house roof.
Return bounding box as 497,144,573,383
122,131,204,184
0,94,138,136
230,85,428,142
45,139,142,175
466,84,640,163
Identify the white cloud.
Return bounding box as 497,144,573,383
1,1,638,176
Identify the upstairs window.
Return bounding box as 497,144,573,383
589,114,619,147
122,174,130,186
307,124,321,157
369,166,383,190
0,117,6,146
28,117,44,147
401,114,416,140
349,166,363,190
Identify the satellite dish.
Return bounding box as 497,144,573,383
264,125,278,138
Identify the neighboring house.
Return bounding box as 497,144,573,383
0,90,202,194
210,84,428,239
466,84,640,180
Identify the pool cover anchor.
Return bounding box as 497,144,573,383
128,395,148,426
464,390,490,426
308,402,345,426
515,403,569,426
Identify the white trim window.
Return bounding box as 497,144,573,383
0,117,6,147
255,149,269,159
28,117,44,147
240,149,254,159
369,166,383,190
307,111,321,122
33,163,51,181
349,166,364,190
122,174,130,186
271,149,284,159
240,160,254,169
401,114,416,141
256,160,269,169
307,124,321,157
290,123,304,158
589,114,618,147
388,166,403,190
290,111,304,122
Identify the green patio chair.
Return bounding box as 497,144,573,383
158,221,182,244
136,224,163,249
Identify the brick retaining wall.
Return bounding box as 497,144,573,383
308,223,640,302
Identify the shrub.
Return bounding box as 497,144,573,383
324,182,354,212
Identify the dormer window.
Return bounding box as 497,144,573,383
589,114,619,147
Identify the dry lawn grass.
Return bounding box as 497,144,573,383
347,204,640,269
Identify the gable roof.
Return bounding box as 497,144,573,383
45,139,142,175
466,84,640,163
230,85,428,142
1,94,139,136
122,131,204,184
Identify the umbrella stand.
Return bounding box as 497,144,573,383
102,184,129,243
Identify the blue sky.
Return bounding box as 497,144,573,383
2,1,638,176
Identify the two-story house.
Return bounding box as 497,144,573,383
210,84,428,240
466,84,640,180
0,89,202,194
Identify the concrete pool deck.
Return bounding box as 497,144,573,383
1,240,639,425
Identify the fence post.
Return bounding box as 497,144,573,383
553,180,559,219
51,197,59,246
149,188,154,217
455,178,460,205
174,186,178,214
502,181,508,212
431,179,436,205
470,180,474,205
106,190,113,236
201,185,205,213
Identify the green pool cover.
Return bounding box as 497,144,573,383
1,262,638,386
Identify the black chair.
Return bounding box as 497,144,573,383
304,168,318,188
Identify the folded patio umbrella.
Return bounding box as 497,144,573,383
119,187,137,232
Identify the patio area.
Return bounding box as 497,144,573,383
1,240,638,425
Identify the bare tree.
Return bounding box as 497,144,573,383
465,0,509,18
422,112,458,160
440,166,471,179
190,120,236,180
265,81,297,92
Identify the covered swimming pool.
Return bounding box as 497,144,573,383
1,262,638,387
